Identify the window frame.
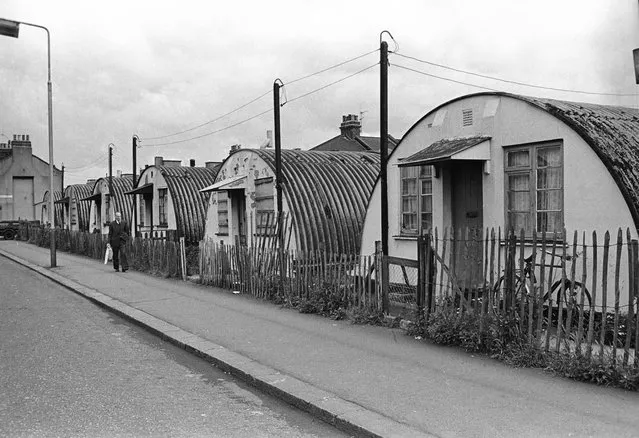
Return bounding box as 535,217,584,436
399,165,433,236
254,177,276,237
504,141,564,238
217,191,229,236
158,188,168,227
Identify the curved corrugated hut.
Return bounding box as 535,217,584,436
205,149,380,255
108,176,134,224
391,91,639,230
41,190,64,227
130,165,220,243
62,183,93,231
158,166,220,242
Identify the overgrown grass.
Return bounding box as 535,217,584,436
408,309,639,391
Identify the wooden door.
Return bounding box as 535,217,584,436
12,177,34,220
452,161,483,288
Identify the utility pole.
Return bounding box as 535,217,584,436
380,33,390,313
108,143,113,221
132,135,138,238
273,79,284,295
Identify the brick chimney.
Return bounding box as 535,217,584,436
190,159,195,167
339,114,361,139
154,156,164,167
11,133,32,149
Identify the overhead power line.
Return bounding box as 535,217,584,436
286,48,379,86
141,89,272,141
141,108,273,147
393,52,637,97
393,63,499,91
284,63,378,105
142,61,379,148
141,48,379,142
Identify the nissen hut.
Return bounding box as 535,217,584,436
56,181,94,231
360,91,639,306
38,190,64,227
83,173,133,234
202,149,380,255
126,157,220,242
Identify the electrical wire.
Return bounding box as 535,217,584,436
142,62,379,148
285,48,378,86
393,52,637,97
141,89,272,141
141,108,273,147
393,63,500,91
140,48,379,142
284,63,378,105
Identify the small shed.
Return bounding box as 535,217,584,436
202,149,380,255
83,174,133,234
56,181,94,231
37,190,64,227
126,157,220,243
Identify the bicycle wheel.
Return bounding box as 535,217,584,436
545,280,592,310
492,274,529,311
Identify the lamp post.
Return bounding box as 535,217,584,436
0,17,57,267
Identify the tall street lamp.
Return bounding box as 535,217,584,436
0,17,57,267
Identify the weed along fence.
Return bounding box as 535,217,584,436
199,240,380,311
402,227,639,370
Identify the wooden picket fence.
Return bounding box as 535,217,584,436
22,226,184,279
199,240,379,309
409,227,639,369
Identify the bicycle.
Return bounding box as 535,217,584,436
491,248,592,313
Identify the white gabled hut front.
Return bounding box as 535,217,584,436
58,181,94,231
360,91,639,306
126,157,220,243
84,174,133,234
202,149,380,255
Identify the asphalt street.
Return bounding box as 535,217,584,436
0,256,346,437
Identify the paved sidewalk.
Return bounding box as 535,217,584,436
2,241,639,438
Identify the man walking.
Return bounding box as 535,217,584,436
108,212,129,272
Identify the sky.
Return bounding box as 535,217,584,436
1,0,638,185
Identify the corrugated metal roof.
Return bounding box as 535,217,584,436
42,190,64,227
251,149,380,254
513,94,639,230
157,165,221,243
92,176,134,225
63,183,93,231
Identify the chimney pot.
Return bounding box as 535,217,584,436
339,114,361,139
26,135,29,141
190,159,195,167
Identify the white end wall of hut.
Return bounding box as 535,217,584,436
361,95,636,307
203,150,293,249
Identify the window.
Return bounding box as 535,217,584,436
217,191,229,235
255,177,275,236
139,197,145,226
400,165,433,235
505,143,563,236
158,188,168,226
